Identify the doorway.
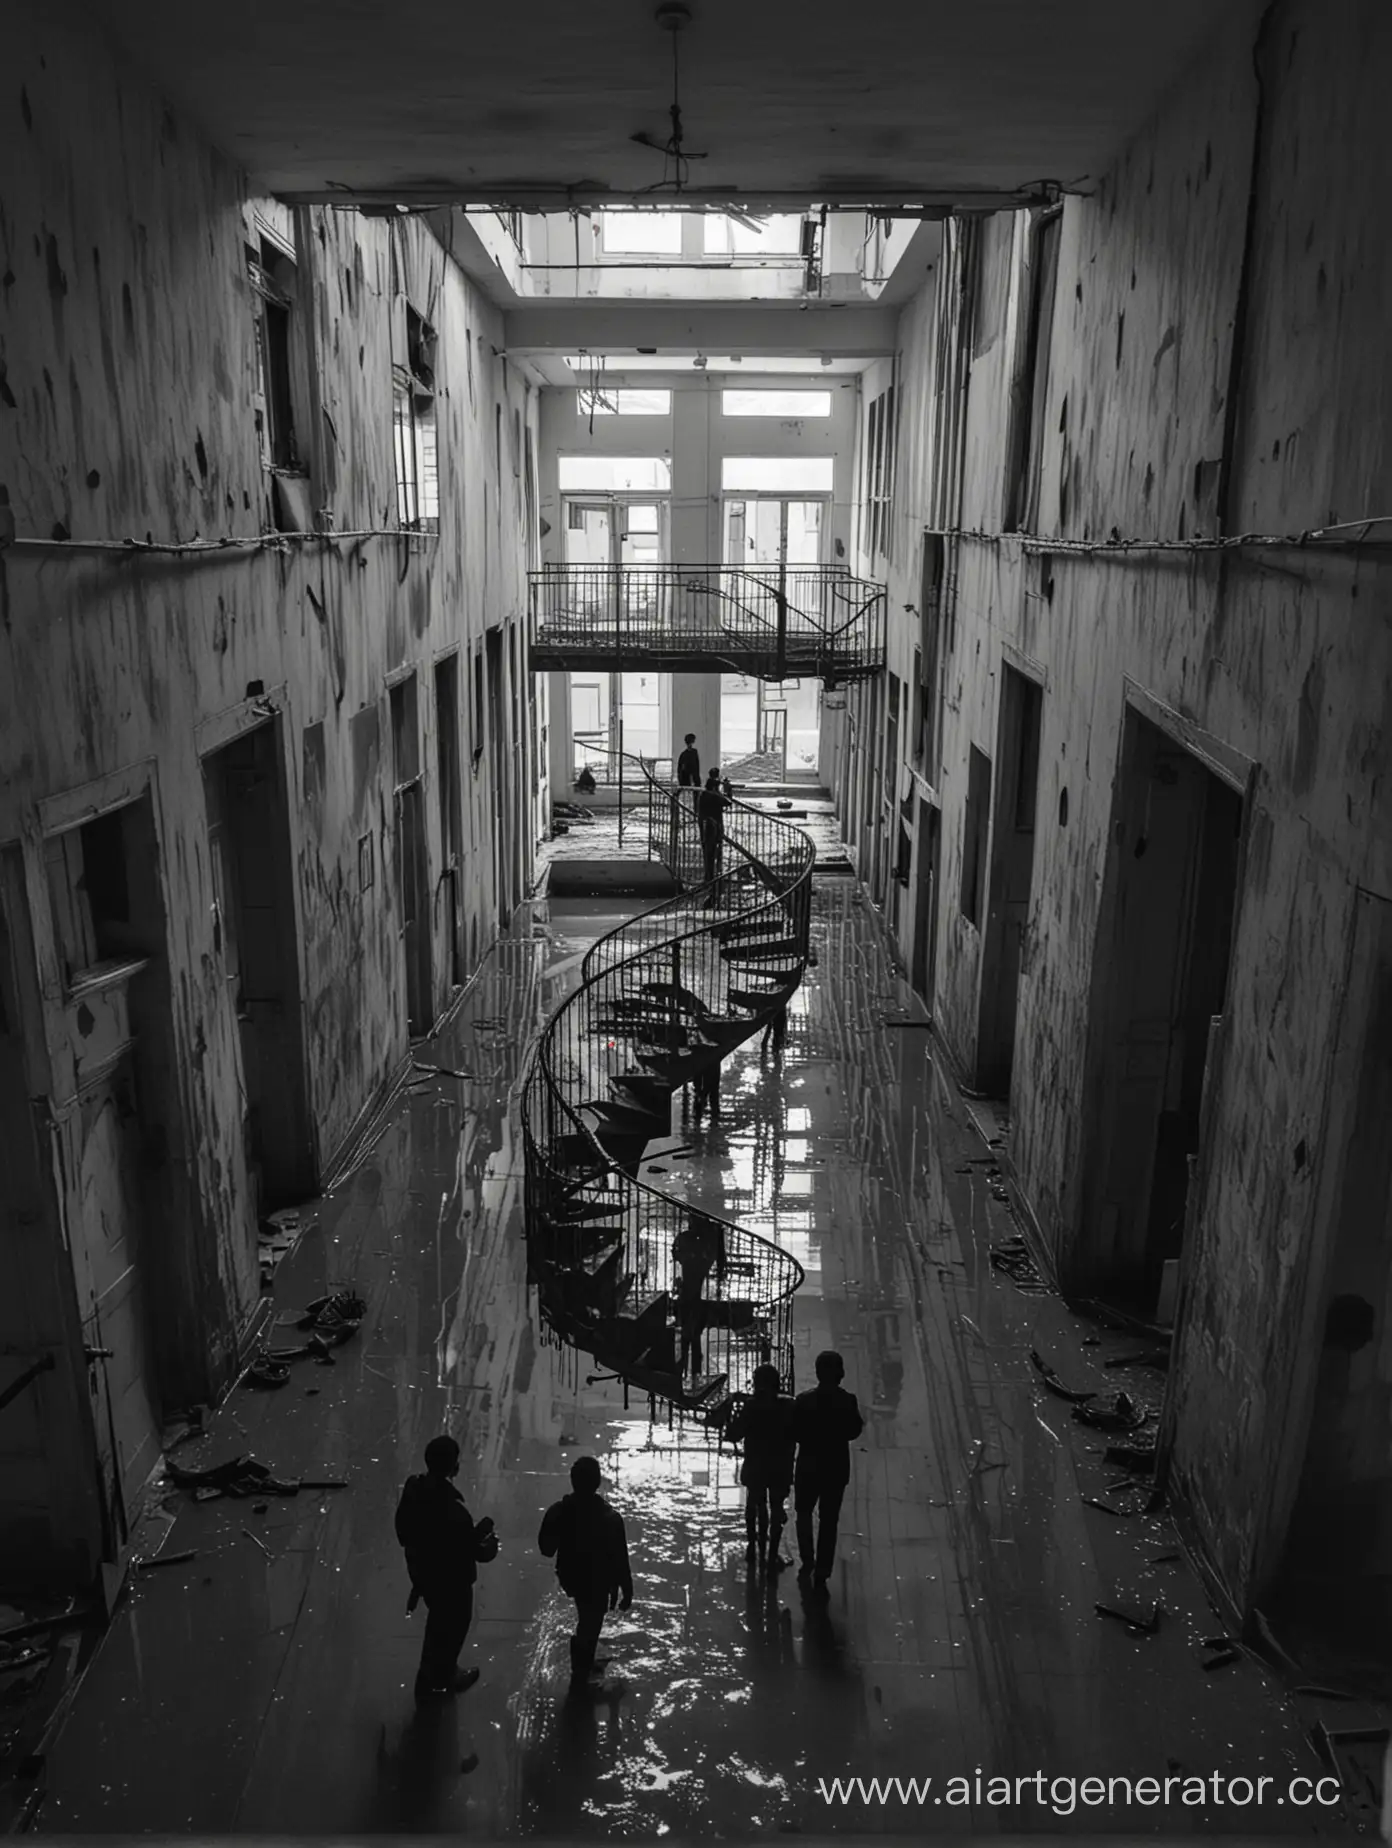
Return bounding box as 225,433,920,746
204,724,315,1216
976,666,1043,1096
485,628,512,928
1081,711,1244,1312
389,675,433,1037
911,799,940,1005
434,654,464,987
564,498,669,776
41,794,189,1561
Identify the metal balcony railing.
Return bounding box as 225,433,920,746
522,747,813,1427
528,564,886,682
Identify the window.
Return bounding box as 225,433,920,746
247,238,297,471
721,456,835,493
598,211,683,255
45,809,134,985
721,389,832,418
863,383,898,559
557,456,672,494
703,214,804,256
919,534,945,775
471,645,485,767
884,672,902,807
394,304,439,531
577,387,672,417
961,747,992,927
1004,208,1062,532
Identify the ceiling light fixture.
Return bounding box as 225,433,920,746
630,3,706,194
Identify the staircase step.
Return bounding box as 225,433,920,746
720,938,800,964
722,965,799,988
640,980,709,1016
635,1050,699,1083
546,1198,626,1224
714,914,788,944
610,1073,671,1110
581,1099,667,1134
694,1017,753,1048
633,1024,692,1051
728,984,796,1012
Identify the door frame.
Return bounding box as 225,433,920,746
194,687,320,1174
1074,684,1255,1293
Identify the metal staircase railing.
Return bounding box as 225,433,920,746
529,563,886,683
522,749,813,1427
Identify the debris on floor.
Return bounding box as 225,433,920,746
1096,1601,1163,1635
253,1289,367,1376
1029,1347,1094,1401
257,1208,303,1284
990,1237,1048,1291
164,1455,336,1499
1073,1390,1148,1432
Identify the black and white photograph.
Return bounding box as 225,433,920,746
0,0,1389,1835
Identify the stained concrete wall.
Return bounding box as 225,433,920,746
0,0,536,1579
831,0,1392,1612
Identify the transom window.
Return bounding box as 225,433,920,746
722,388,832,418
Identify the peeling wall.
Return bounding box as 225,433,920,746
833,0,1392,1612
0,0,537,1546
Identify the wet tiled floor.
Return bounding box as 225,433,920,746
33,885,1356,1835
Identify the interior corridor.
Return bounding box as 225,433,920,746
29,885,1349,1835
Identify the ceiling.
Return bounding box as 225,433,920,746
86,0,1238,208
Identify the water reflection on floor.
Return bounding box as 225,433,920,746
34,886,1349,1835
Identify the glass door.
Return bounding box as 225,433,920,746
563,496,670,779
721,496,826,568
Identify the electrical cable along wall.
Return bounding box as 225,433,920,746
521,749,812,1425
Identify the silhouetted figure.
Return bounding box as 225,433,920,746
697,768,729,883
395,1433,498,1698
673,1211,726,1378
692,1057,720,1124
761,1006,788,1061
793,1351,864,1594
676,733,701,801
728,1363,796,1568
574,765,597,794
538,1456,633,1687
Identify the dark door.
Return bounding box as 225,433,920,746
204,723,315,1214
977,667,1043,1095
390,674,432,1036
911,799,939,1004
396,781,431,1036
1085,714,1242,1307
486,628,510,927
434,655,464,986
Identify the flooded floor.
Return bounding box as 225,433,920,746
32,886,1357,1835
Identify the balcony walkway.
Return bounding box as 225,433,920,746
529,565,886,682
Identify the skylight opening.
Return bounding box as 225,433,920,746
597,211,684,255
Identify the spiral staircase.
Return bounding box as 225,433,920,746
521,754,813,1426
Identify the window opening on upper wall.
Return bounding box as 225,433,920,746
722,388,832,418
394,303,439,532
